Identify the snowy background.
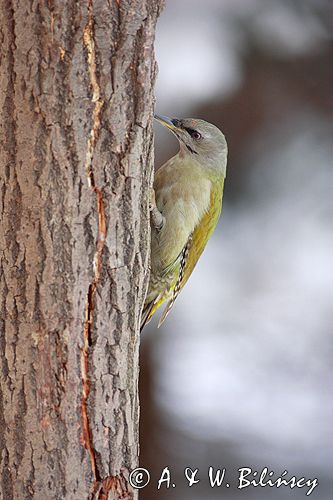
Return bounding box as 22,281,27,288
140,1,333,499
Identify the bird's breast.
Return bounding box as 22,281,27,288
152,158,214,273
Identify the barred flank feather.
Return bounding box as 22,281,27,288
158,234,193,327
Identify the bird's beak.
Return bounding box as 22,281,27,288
154,114,180,132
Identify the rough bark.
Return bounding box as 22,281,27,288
0,0,163,498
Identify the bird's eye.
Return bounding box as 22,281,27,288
191,131,202,140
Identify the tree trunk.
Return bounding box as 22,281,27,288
0,1,163,498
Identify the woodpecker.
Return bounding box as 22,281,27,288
141,115,228,330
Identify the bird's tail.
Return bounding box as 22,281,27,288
140,293,166,332
140,301,155,332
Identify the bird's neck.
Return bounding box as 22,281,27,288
177,147,227,180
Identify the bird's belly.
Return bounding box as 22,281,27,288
148,213,188,305
146,263,178,303
151,202,197,274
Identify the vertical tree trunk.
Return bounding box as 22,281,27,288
0,1,163,498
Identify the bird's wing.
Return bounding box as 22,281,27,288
157,235,193,326
140,249,183,332
158,181,224,327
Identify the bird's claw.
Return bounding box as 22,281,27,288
149,187,156,212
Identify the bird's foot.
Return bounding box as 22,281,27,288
149,188,165,231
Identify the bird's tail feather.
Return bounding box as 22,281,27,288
140,292,167,332
140,301,155,332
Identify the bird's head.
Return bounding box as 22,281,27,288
154,114,227,173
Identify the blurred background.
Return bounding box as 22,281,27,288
140,1,333,498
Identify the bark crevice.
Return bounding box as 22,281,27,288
81,2,108,489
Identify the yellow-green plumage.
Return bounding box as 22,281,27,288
141,116,227,330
